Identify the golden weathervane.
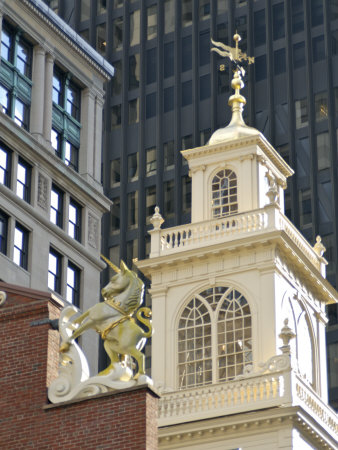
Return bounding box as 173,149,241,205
211,33,254,73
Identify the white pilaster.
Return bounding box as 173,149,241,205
30,45,46,136
191,165,205,222
79,88,96,181
93,94,104,183
43,53,54,143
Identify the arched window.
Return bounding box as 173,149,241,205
178,286,252,389
211,169,238,218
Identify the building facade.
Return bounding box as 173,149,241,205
0,0,113,369
45,0,338,408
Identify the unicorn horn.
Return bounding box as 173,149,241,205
100,254,121,273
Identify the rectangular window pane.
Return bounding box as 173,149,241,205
182,134,193,150
1,28,11,61
126,239,138,266
0,84,9,114
182,175,191,215
52,71,62,105
129,55,139,90
273,3,285,40
199,0,210,20
14,99,28,129
164,140,175,169
65,141,79,171
199,31,210,66
254,10,266,47
292,0,304,33
97,0,106,15
129,98,139,124
68,199,81,241
313,35,325,62
16,41,31,78
200,74,210,100
293,42,305,68
111,159,120,187
50,184,64,227
255,55,267,81
312,0,323,27
182,80,192,106
48,249,62,292
217,0,229,14
295,98,308,129
299,189,312,228
164,180,175,218
14,223,28,269
217,22,228,44
96,23,106,56
130,11,140,46
164,42,174,78
67,262,80,306
111,104,121,129
66,82,80,120
146,93,156,118
315,92,328,121
0,210,8,255
111,197,120,233
80,0,90,21
147,48,157,84
128,153,139,181
165,0,175,33
147,5,157,40
182,0,192,27
274,48,286,75
200,128,211,145
128,191,138,229
146,186,156,224
182,36,192,72
0,146,11,187
113,17,123,51
16,158,31,203
164,86,174,112
317,132,330,171
146,147,156,176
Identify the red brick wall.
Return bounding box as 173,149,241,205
0,283,158,450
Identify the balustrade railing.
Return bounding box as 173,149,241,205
158,368,338,439
158,369,290,427
151,205,322,271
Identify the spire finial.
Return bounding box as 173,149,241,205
211,34,255,127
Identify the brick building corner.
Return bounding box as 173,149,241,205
0,282,159,449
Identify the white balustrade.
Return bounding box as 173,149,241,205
158,370,288,427
158,368,338,440
152,205,322,271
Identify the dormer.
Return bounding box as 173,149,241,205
182,69,293,223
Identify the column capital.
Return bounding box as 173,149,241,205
33,45,46,57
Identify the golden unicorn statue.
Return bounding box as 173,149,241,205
48,258,153,403
60,257,152,378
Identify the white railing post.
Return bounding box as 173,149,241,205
149,206,164,257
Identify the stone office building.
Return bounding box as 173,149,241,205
0,0,113,369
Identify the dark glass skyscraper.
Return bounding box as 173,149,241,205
48,0,338,409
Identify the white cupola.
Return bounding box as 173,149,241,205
137,34,338,450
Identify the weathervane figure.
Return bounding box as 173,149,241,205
211,33,254,76
210,33,255,129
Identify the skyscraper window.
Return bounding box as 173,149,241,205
182,0,193,27
147,5,157,40
272,3,285,41
164,0,175,34
130,10,140,47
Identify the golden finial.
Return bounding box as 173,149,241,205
211,34,255,127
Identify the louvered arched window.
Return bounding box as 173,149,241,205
211,169,238,218
178,286,252,389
